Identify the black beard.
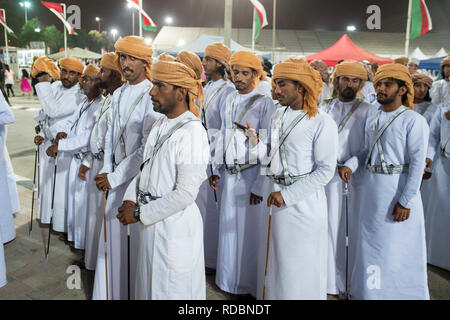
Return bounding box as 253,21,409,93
341,88,356,100
98,81,108,89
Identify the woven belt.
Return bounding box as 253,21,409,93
74,152,87,160
93,151,104,160
268,175,300,186
337,161,345,168
225,163,257,175
367,164,409,174
137,190,161,205
441,148,450,159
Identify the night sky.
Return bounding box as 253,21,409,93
6,0,450,37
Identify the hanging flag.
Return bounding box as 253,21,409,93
41,1,77,35
126,0,158,32
249,0,268,41
409,0,432,39
0,10,14,34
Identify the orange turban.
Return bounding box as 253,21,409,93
100,52,122,73
230,51,266,88
151,60,204,118
114,36,153,81
331,60,368,98
412,72,433,89
83,64,100,78
31,57,60,80
158,52,176,62
373,63,414,109
176,50,203,80
59,57,84,74
204,42,232,65
394,56,409,66
273,58,323,118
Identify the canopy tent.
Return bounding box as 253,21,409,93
410,47,429,60
48,47,102,60
306,34,393,66
418,56,446,71
434,48,448,58
156,34,271,60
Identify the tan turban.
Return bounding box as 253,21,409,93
230,51,266,88
273,58,323,118
310,59,330,84
31,57,60,80
158,52,176,62
331,60,368,98
176,51,203,80
151,60,204,118
373,63,414,109
394,56,409,66
440,56,450,68
59,57,84,74
100,52,122,73
114,36,153,81
83,64,100,78
204,42,232,65
412,72,433,89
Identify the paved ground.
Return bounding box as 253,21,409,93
1,94,449,300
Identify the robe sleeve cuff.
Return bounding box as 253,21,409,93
107,172,119,189
344,156,358,173
398,195,412,209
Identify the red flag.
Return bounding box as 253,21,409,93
41,1,77,35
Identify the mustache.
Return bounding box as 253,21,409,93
122,67,134,73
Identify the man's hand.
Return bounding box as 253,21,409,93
117,200,138,226
34,136,44,146
209,175,220,191
46,144,58,158
338,166,352,184
35,125,40,134
243,121,259,147
95,173,111,191
55,132,67,144
423,158,433,180
78,165,90,181
250,192,263,206
37,73,51,83
392,202,410,222
445,110,450,121
267,191,285,208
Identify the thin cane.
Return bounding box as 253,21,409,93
201,107,220,210
127,224,131,300
344,173,349,298
29,147,38,235
45,157,57,259
103,191,109,300
262,205,273,300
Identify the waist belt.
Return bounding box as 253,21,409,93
367,164,409,174
93,151,104,160
268,173,307,186
225,163,257,175
74,152,87,160
137,190,161,206
337,161,345,168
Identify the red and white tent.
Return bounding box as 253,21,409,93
306,34,393,66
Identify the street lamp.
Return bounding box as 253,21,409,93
346,25,356,32
111,28,118,41
19,1,31,24
127,3,135,35
96,17,102,32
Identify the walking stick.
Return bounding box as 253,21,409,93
127,224,130,300
103,191,109,300
29,147,38,235
343,173,350,299
262,205,273,300
45,157,57,260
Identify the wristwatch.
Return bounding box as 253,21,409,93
133,206,141,222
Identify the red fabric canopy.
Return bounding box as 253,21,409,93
307,34,393,66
